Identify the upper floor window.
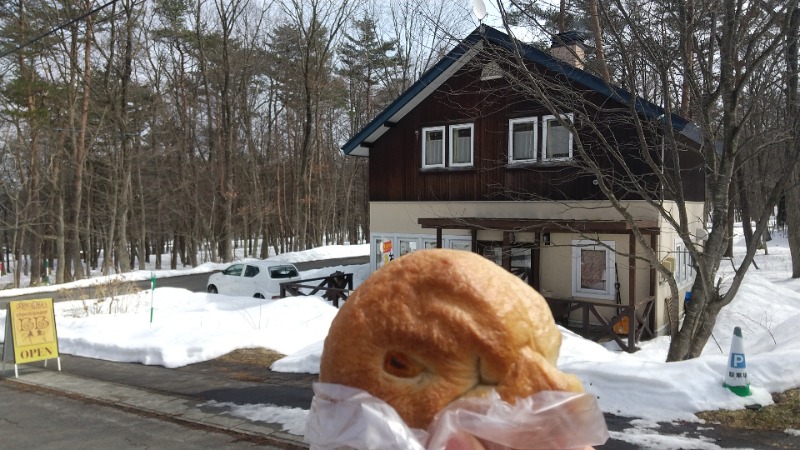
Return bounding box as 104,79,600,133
542,113,574,160
422,126,445,168
508,117,537,163
450,124,474,167
421,123,474,169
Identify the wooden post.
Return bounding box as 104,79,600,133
502,232,511,270
532,232,542,289
628,232,636,349
649,234,657,296
471,229,478,253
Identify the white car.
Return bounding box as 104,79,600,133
207,261,301,299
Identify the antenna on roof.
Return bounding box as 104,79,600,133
472,0,487,25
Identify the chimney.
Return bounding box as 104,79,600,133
550,31,587,69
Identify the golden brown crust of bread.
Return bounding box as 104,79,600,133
318,248,583,429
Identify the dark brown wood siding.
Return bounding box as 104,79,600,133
368,57,705,203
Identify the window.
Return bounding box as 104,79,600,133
399,239,418,256
510,247,533,281
572,240,616,299
480,244,503,265
373,237,384,270
675,240,695,287
450,240,472,251
421,124,474,169
374,238,394,269
244,265,259,277
372,234,467,272
542,114,574,160
422,126,445,168
508,117,537,163
450,124,474,166
224,264,244,276
269,265,299,279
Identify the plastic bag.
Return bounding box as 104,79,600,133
305,382,609,450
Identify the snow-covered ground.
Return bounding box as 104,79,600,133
1,234,799,448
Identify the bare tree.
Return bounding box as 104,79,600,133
492,0,800,360
785,6,800,278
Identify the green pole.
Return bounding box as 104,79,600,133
150,272,156,325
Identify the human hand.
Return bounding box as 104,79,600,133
445,432,485,450
445,432,595,450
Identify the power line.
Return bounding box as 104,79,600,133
0,0,118,59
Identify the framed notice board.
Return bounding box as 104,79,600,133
3,298,60,377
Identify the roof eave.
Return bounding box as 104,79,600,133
342,25,698,155
340,30,485,156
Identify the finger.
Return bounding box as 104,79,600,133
444,431,486,450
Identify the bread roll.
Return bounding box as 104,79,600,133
318,248,583,429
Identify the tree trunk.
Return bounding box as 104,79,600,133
137,166,147,270
70,0,94,281
588,0,611,83
115,171,132,273
736,166,754,250
56,181,66,284
668,281,708,360
786,7,800,278
788,171,800,277
687,300,724,358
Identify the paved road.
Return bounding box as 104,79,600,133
0,381,281,449
0,255,368,307
6,353,797,450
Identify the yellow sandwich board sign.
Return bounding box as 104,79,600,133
3,298,60,377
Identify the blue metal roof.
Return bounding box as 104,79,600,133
341,25,693,156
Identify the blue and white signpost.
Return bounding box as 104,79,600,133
723,326,751,397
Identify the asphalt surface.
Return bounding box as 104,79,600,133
0,379,275,449
4,353,799,450
1,353,309,448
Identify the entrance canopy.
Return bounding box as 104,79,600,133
418,216,660,352
418,217,660,235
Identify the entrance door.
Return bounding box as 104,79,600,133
509,247,532,283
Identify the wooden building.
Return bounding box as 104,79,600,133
341,26,705,351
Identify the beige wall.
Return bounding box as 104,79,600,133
370,201,661,234
369,200,704,337
652,201,706,334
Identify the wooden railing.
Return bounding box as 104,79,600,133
545,297,655,352
279,271,353,307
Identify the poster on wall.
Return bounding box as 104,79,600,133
382,240,393,267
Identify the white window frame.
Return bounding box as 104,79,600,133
674,239,695,287
449,123,474,167
373,237,392,270
449,239,472,251
421,126,446,168
542,113,574,161
508,117,538,163
398,238,419,257
572,240,616,299
372,233,466,272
